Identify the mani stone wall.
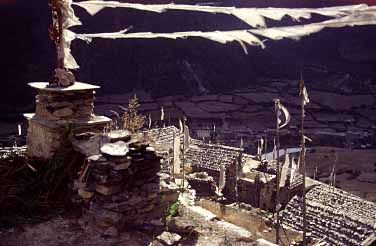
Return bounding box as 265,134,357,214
74,130,179,236
143,126,181,147
282,181,376,246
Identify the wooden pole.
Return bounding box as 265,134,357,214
236,146,243,208
57,3,64,70
172,131,176,179
264,132,268,161
235,155,239,207
182,136,185,190
300,79,307,246
182,118,186,190
50,0,64,70
274,98,281,245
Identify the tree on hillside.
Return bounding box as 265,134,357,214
122,95,145,133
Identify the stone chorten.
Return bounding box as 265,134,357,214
24,82,111,160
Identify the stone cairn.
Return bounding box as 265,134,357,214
74,130,179,236
25,82,111,160
35,85,94,120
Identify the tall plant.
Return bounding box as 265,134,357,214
122,95,145,133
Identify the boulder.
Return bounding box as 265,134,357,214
157,231,182,246
72,134,110,156
167,217,197,235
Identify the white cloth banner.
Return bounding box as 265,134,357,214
73,1,372,28
62,29,80,69
58,0,82,69
76,29,265,54
73,10,376,55
61,1,376,70
250,10,376,41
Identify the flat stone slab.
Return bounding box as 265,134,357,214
24,113,112,128
107,130,131,143
28,82,100,91
76,115,112,125
100,141,129,157
88,154,107,162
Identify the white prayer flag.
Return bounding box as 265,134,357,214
61,0,376,72
184,124,190,152
160,106,165,121
73,1,372,30
297,152,301,174
300,79,310,106
279,104,291,129
18,124,22,136
275,99,291,129
218,163,226,194
290,157,297,184
173,133,181,175
179,118,183,133
330,164,336,186
304,135,312,143
280,153,290,187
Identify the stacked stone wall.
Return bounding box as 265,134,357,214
75,131,179,235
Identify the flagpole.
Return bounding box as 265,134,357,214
182,118,187,190
264,132,268,161
182,128,185,190
274,98,281,245
300,77,308,246
235,154,239,207
236,140,243,208
172,131,176,179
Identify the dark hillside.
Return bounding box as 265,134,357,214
0,0,375,122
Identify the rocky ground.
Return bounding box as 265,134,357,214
0,196,277,246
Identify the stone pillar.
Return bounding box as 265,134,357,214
24,82,112,160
